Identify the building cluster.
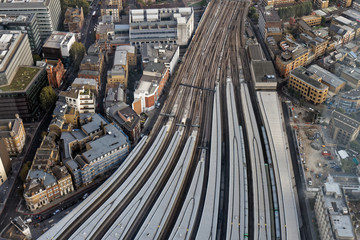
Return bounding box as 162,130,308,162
255,4,360,105
315,175,358,240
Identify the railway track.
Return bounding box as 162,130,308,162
39,0,277,239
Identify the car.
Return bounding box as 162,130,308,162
25,218,32,224
83,193,89,200
53,209,60,215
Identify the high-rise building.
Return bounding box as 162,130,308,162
0,0,62,43
0,13,41,53
0,66,48,121
0,30,33,86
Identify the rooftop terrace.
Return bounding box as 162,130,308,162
0,66,40,92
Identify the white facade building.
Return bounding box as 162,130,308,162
60,88,96,114
129,8,194,48
60,33,76,58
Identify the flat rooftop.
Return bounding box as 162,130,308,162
291,67,328,90
308,65,345,89
0,66,41,92
252,61,277,83
43,32,67,49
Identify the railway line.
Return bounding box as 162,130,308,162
39,0,302,238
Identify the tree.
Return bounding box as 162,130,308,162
61,0,90,15
32,54,41,64
19,161,32,183
70,42,85,69
40,86,57,110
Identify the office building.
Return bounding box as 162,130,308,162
117,45,137,67
59,87,96,114
0,66,48,121
288,67,328,104
42,32,76,64
338,88,360,113
142,43,179,75
132,62,169,114
64,7,84,33
329,24,355,45
0,31,33,86
63,115,129,187
107,102,141,144
0,114,26,155
108,47,128,87
258,7,282,40
0,138,11,185
0,13,41,53
329,110,360,145
307,65,345,93
276,46,309,78
315,176,355,240
129,8,194,47
0,0,62,42
79,55,104,84
301,15,322,27
340,67,360,88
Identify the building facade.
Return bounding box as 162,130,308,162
329,110,360,145
276,47,309,78
0,66,48,121
133,63,169,114
0,138,11,185
60,87,96,114
46,59,65,88
314,0,329,8
0,0,62,42
338,88,360,113
289,67,328,104
0,115,26,155
0,13,41,53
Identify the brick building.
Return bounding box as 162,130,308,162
64,7,84,33
46,59,65,88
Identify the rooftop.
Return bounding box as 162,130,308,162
72,78,98,87
43,32,67,49
259,6,281,22
108,102,140,131
291,67,328,90
0,66,41,92
307,65,345,89
0,30,23,71
248,44,265,61
82,124,128,163
252,61,277,83
142,43,178,64
341,88,360,100
114,49,127,66
143,62,166,74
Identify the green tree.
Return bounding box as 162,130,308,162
200,0,207,6
19,161,32,183
32,54,41,64
40,86,57,110
70,42,86,68
61,0,90,16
